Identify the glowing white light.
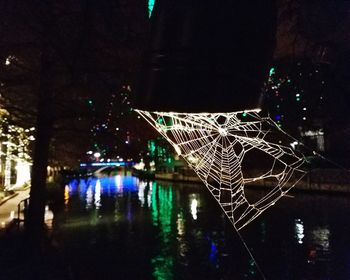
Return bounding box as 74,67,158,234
93,152,101,158
302,129,324,137
174,144,182,155
190,198,198,220
15,160,31,187
87,151,93,155
86,185,93,209
147,182,152,207
115,175,123,193
218,127,228,136
5,57,10,65
138,181,146,207
4,143,12,189
177,213,185,236
187,155,199,165
94,180,101,209
134,161,145,170
290,141,298,149
295,218,305,244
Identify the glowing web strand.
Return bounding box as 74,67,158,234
136,109,307,231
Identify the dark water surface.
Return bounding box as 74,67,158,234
54,175,350,280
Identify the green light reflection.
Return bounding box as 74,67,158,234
151,182,175,280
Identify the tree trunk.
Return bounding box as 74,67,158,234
25,46,54,237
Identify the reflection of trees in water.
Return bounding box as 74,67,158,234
307,226,331,265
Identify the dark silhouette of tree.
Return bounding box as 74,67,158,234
0,0,149,236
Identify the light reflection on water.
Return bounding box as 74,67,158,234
64,185,69,205
307,226,331,265
189,193,199,220
58,175,350,280
85,184,93,210
295,218,305,244
151,182,174,280
94,179,101,209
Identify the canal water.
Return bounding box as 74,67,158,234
54,175,350,280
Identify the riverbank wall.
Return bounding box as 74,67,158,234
154,168,350,194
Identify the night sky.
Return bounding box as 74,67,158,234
1,0,350,161
136,1,276,112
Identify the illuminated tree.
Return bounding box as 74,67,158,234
0,109,34,190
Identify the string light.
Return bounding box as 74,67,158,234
0,111,33,189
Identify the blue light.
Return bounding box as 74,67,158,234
68,176,139,201
79,161,134,167
79,179,87,191
209,240,217,264
69,179,79,191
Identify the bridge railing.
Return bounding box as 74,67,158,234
16,196,30,227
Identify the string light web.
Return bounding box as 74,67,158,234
136,109,307,230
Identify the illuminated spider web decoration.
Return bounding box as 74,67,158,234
136,109,307,230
